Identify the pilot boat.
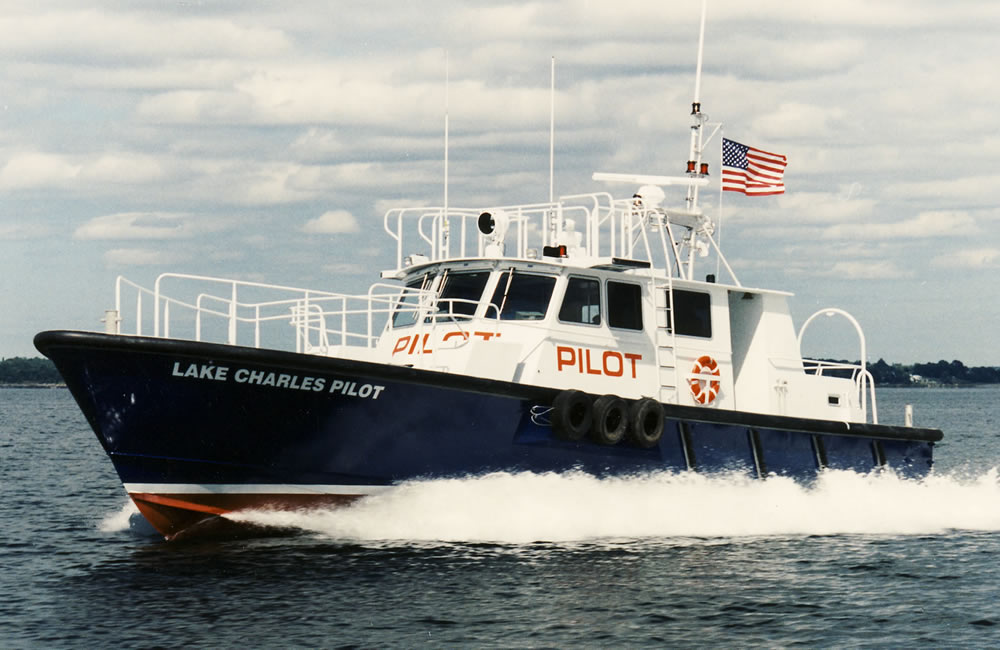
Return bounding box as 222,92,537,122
35,14,941,541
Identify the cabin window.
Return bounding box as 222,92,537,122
435,270,491,319
668,289,712,338
559,276,602,326
392,274,432,328
607,281,643,331
489,270,557,320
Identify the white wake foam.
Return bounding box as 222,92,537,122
98,499,140,533
224,469,1000,543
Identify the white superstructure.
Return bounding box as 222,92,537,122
106,175,876,426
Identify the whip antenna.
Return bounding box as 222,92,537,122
443,51,451,257
549,56,555,205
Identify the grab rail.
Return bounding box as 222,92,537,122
797,308,876,423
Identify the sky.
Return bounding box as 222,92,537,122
2,0,999,364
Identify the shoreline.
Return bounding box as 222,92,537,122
4,382,996,390
0,383,66,389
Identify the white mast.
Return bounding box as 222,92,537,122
683,0,709,279
692,0,707,110
686,0,708,215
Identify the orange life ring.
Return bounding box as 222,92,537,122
689,355,720,404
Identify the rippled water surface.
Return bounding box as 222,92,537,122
4,386,1000,647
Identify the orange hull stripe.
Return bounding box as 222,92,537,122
131,492,230,516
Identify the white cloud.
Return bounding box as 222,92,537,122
0,152,80,190
135,69,564,129
103,247,188,267
291,128,348,159
322,262,367,275
0,222,51,240
80,153,166,185
883,175,1000,206
932,248,1000,269
0,151,166,191
727,191,877,225
752,102,847,140
136,90,256,124
374,198,431,215
73,212,231,240
301,210,360,235
822,211,978,240
824,260,914,280
783,241,904,261
0,10,289,60
730,252,915,280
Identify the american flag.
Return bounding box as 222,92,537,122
721,138,787,195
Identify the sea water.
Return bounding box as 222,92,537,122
3,386,1000,647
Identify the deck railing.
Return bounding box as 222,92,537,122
381,190,740,285
801,358,879,424
384,192,670,268
111,273,435,354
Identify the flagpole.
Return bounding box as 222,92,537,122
716,131,724,280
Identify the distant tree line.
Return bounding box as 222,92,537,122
0,357,62,384
825,358,1000,385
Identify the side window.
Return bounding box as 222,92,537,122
607,281,643,331
489,271,557,320
392,274,432,328
436,271,490,319
669,289,712,338
559,276,602,325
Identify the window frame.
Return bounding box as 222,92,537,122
558,275,603,327
606,280,644,332
667,288,713,339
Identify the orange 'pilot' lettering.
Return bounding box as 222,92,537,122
555,345,641,379
392,336,411,355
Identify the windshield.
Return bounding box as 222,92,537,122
392,273,434,328
489,270,556,320
436,271,490,319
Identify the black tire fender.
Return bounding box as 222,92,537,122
628,398,664,448
551,389,592,441
591,394,628,445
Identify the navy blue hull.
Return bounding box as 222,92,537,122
35,331,940,537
